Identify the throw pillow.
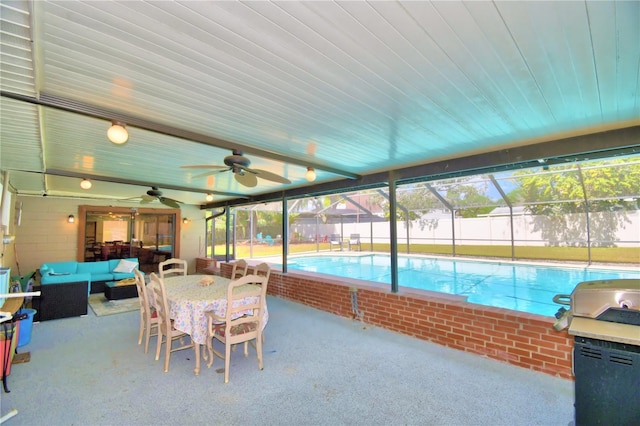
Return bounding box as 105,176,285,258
113,259,138,273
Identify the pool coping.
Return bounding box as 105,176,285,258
255,251,640,272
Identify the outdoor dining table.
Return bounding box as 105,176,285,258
160,274,269,375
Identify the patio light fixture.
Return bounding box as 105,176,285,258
305,167,316,182
205,193,214,202
107,121,129,144
67,214,75,223
80,178,92,189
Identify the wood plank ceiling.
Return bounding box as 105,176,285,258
1,1,638,207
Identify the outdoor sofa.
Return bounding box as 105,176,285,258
33,258,140,321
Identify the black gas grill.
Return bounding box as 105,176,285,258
553,279,640,426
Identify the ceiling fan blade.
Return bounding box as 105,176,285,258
192,168,231,179
160,197,181,208
140,195,156,204
180,165,228,170
250,168,292,184
234,172,258,187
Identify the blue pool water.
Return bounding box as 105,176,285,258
285,254,640,317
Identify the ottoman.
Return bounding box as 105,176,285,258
104,280,138,300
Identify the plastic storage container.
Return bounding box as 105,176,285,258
0,267,10,307
16,308,36,347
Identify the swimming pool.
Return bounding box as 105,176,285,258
284,254,640,317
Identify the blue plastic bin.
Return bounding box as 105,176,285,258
16,308,36,347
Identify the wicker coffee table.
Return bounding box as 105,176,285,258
104,281,138,300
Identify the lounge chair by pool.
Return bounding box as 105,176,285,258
329,234,343,251
348,234,361,251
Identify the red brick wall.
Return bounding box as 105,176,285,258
220,262,574,379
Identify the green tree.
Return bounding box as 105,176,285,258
371,186,433,226
369,179,498,232
440,183,495,218
514,157,640,247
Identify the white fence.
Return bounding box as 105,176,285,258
290,210,640,248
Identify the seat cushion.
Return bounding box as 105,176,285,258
91,273,115,282
41,272,91,285
77,261,110,274
41,261,79,275
213,321,257,337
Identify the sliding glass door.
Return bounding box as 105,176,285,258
77,206,181,273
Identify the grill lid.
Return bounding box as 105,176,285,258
553,279,640,331
571,279,639,319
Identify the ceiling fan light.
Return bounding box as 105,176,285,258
80,178,92,189
205,193,214,202
107,121,129,144
305,167,316,182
